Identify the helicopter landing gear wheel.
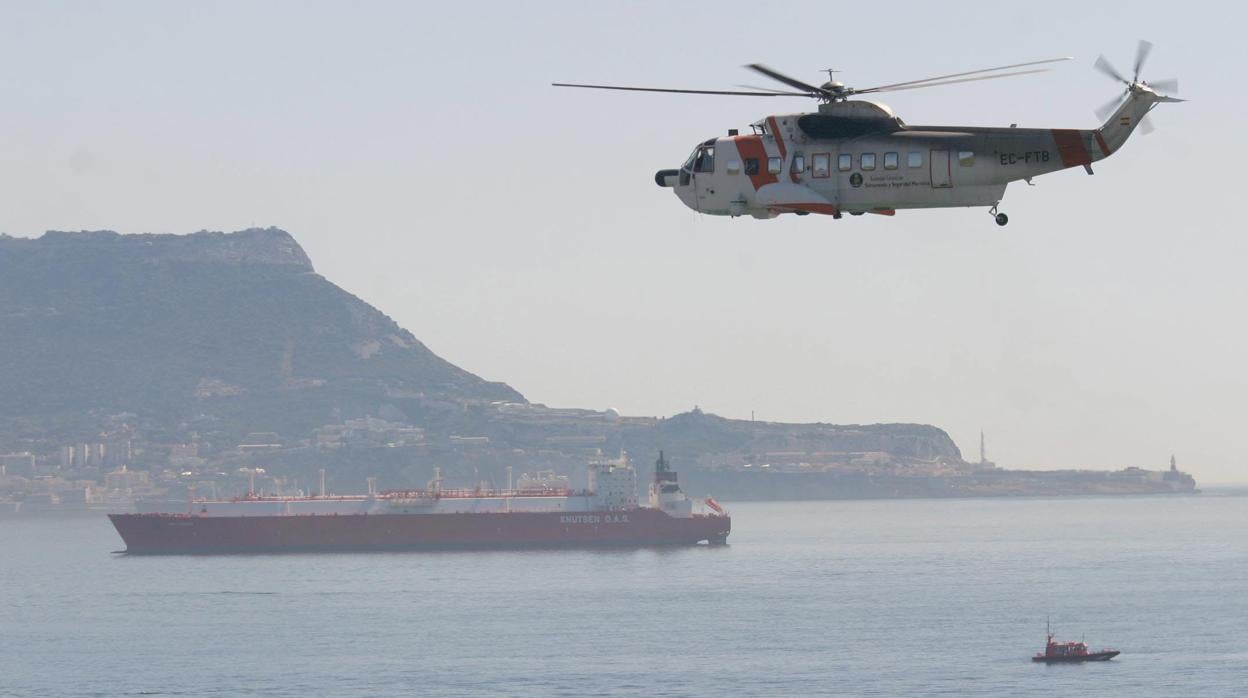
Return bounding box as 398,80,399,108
989,204,1008,227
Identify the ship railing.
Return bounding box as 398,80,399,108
221,494,374,503
439,488,586,499
380,487,592,500
207,488,595,503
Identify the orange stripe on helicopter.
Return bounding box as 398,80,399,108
733,135,778,190
1051,129,1092,168
766,116,801,184
767,117,787,160
1094,131,1111,157
771,203,840,216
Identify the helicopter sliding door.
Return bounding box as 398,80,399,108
691,144,716,212
930,150,952,188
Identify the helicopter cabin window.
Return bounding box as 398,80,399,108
958,151,975,167
726,159,742,175
907,151,923,168
767,157,782,175
812,153,830,178
792,154,806,174
744,158,760,176
861,153,876,171
883,152,899,170
694,147,715,173
837,154,852,172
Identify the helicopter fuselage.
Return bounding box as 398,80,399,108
657,93,1159,220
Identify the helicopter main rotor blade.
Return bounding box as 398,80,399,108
854,57,1071,94
1133,39,1153,83
552,82,792,97
1095,55,1129,84
1148,77,1179,94
735,84,813,96
744,64,829,98
854,69,1052,95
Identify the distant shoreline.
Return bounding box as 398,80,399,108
1191,484,1248,496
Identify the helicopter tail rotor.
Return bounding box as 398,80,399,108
1093,54,1130,85
1132,40,1153,83
1093,40,1181,135
1095,94,1125,122
1148,77,1179,94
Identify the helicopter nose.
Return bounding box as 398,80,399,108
655,169,678,188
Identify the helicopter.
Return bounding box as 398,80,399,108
554,41,1180,226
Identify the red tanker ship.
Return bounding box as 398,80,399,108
109,453,730,554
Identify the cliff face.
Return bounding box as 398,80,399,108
0,228,522,440
646,409,964,463
20,228,316,268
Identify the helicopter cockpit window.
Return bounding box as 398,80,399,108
744,158,760,176
726,159,742,174
861,153,876,171
884,152,899,170
837,154,852,172
792,154,806,174
767,157,782,175
907,151,923,168
693,146,715,173
958,151,975,167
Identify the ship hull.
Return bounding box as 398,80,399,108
1032,651,1120,663
109,509,730,554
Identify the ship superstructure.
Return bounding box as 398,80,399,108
649,451,693,517
109,453,730,553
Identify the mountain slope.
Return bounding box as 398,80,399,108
0,228,521,440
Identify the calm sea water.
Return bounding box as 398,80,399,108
2,495,1245,697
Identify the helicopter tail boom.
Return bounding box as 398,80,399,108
1095,88,1181,159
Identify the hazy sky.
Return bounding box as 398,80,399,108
2,1,1245,482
